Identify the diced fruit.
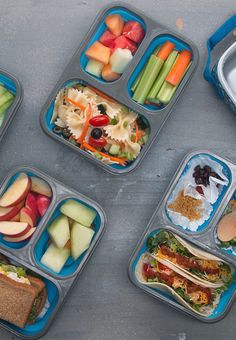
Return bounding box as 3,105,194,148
3,227,36,243
60,199,96,227
0,201,24,221
109,144,120,155
31,177,52,197
112,36,137,55
99,30,116,47
11,212,20,222
0,221,31,237
102,64,120,82
36,195,51,217
48,215,70,249
41,243,70,273
85,59,104,77
105,14,124,36
71,222,95,260
20,207,37,228
25,192,39,217
0,173,31,208
85,41,111,65
123,21,145,43
110,48,133,74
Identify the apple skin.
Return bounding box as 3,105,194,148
31,177,52,198
3,227,36,243
25,192,39,217
11,212,20,222
37,195,51,217
20,207,37,228
0,221,31,237
0,200,24,221
0,173,31,208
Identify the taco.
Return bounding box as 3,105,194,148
146,230,233,288
135,253,227,316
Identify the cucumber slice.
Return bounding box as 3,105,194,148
109,144,120,155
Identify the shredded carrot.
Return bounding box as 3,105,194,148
135,122,139,143
77,104,92,144
89,86,115,102
82,142,127,166
157,41,175,61
65,97,86,110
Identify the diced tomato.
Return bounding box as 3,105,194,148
99,30,116,48
143,263,157,278
111,35,137,55
158,263,170,271
88,136,107,148
122,21,145,44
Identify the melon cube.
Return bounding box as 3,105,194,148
60,199,96,227
85,59,104,77
110,48,133,74
48,215,70,249
71,222,95,260
85,41,111,65
105,14,124,36
41,243,70,273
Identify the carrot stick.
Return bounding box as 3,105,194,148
82,142,127,166
165,50,192,86
157,41,175,61
65,97,86,110
89,86,114,102
77,104,92,144
135,122,139,143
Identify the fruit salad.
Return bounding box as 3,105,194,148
50,83,149,167
0,173,52,244
85,14,145,81
40,200,96,274
166,155,229,231
0,84,15,127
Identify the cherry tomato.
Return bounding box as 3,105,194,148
89,115,110,127
88,136,107,148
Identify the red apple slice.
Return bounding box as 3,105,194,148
0,173,31,208
3,227,36,243
37,195,51,217
11,212,20,222
0,200,24,221
25,192,39,217
0,221,31,237
31,177,52,198
20,207,37,228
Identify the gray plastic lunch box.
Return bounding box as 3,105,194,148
128,150,236,322
204,14,236,113
0,166,106,339
40,2,199,175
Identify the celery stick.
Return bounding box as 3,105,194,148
146,98,161,105
0,85,7,97
131,47,161,93
148,50,178,98
0,91,14,107
157,62,192,104
133,55,164,104
0,97,14,115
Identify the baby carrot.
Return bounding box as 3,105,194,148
157,41,175,61
165,50,192,86
82,142,127,165
65,97,86,110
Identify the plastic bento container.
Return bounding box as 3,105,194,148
204,14,236,113
0,166,106,339
40,2,199,175
128,150,236,322
0,68,23,143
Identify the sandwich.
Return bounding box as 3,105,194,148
0,255,47,328
146,230,233,287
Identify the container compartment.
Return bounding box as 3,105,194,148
0,171,53,249
43,79,150,172
34,197,102,277
165,153,231,232
80,6,146,83
130,227,236,322
128,34,193,111
0,253,60,338
214,189,236,257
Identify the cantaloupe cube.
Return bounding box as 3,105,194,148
85,41,111,65
105,14,124,36
85,59,104,77
102,64,120,82
110,48,133,74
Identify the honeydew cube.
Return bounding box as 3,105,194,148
71,222,95,260
85,59,104,77
110,48,133,74
47,215,70,249
41,243,70,273
60,200,96,227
